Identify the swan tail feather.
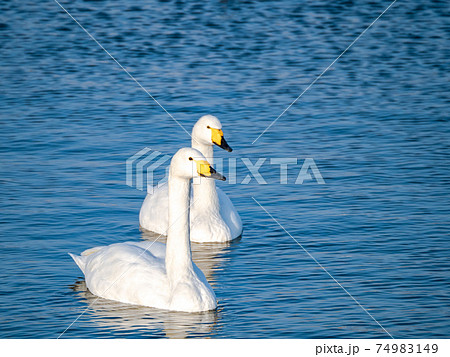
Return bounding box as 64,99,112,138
69,253,86,275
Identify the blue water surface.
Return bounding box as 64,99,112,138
0,0,449,338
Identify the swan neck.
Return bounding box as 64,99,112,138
190,140,220,212
192,139,214,165
165,174,193,282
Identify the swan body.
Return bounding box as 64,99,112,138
69,241,215,312
70,148,224,312
140,185,242,242
140,115,243,242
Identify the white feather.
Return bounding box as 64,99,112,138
70,148,218,312
140,115,242,242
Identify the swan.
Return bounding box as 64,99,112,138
69,148,225,312
140,115,243,242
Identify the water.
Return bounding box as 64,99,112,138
0,0,449,338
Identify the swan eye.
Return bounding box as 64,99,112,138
189,157,193,161
206,125,210,129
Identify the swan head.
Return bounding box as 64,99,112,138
192,115,232,152
171,147,226,181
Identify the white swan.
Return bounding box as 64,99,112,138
140,115,243,242
70,148,225,312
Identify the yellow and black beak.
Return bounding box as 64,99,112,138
210,128,232,152
196,160,226,181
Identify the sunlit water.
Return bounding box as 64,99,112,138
0,0,449,338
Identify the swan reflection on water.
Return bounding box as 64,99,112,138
70,280,219,338
69,231,240,338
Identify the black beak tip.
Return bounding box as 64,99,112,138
208,167,226,181
216,137,233,152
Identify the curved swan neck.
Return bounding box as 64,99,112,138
165,173,193,282
192,138,214,165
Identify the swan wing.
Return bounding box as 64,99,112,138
70,242,170,309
